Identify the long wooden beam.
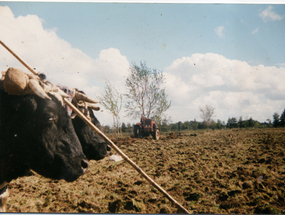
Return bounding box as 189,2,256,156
0,40,190,214
0,40,38,76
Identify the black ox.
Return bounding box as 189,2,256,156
69,89,111,161
0,89,89,211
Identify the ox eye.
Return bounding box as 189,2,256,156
45,114,57,124
48,117,55,122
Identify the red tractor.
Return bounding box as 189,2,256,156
133,116,160,140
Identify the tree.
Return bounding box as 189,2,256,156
183,121,191,130
198,121,208,129
209,120,217,129
216,119,223,129
266,118,272,125
227,117,238,128
273,112,280,127
160,119,170,132
238,116,244,128
280,109,285,127
102,125,111,133
178,121,182,131
99,80,122,135
199,105,215,129
121,122,127,133
190,119,199,130
247,117,255,128
125,62,171,124
127,123,133,133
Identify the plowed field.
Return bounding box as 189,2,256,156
6,128,285,213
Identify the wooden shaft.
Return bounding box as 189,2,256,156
0,40,190,214
64,98,190,214
0,181,8,190
0,40,38,76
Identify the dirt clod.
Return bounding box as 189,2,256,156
108,199,122,213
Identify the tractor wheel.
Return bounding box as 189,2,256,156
133,125,140,138
153,124,160,140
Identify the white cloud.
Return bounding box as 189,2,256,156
0,6,130,126
214,26,225,38
91,48,130,92
259,6,283,22
251,27,259,35
164,53,285,122
0,5,14,17
1,5,285,127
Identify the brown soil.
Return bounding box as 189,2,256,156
5,128,285,213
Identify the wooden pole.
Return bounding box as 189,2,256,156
0,40,190,214
0,40,38,76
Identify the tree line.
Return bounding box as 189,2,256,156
101,108,285,134
273,109,285,127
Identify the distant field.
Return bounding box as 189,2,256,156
6,128,285,213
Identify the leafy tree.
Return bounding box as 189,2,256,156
102,125,111,133
254,121,261,128
190,119,199,130
160,119,170,132
127,123,133,133
266,118,272,125
99,80,122,135
170,123,178,131
273,112,280,127
216,119,223,129
183,121,191,130
280,109,285,127
260,121,272,128
227,117,238,128
125,62,171,124
247,117,255,128
121,122,127,133
232,117,238,128
178,121,182,131
238,116,244,128
209,120,217,129
198,121,208,129
199,105,215,129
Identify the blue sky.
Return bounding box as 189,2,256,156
5,3,285,69
1,2,285,126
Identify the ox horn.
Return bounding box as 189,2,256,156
43,82,70,98
75,91,99,103
87,103,100,111
57,89,70,98
28,79,51,100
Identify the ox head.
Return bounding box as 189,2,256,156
0,68,88,182
68,88,111,160
28,94,89,181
